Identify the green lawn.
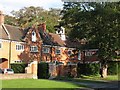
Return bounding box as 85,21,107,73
54,75,118,84
78,75,118,81
2,79,85,88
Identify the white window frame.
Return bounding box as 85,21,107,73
32,31,37,42
16,44,24,51
30,46,38,52
55,49,61,55
78,51,81,60
43,47,50,53
85,51,93,56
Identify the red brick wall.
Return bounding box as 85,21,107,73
49,64,77,78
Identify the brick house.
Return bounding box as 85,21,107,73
0,10,98,69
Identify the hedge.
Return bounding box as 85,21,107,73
37,62,49,79
77,63,100,76
107,61,120,75
11,63,28,73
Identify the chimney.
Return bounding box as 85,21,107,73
0,11,4,25
42,22,46,32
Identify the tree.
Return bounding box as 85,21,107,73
9,6,61,33
5,15,18,26
61,2,120,78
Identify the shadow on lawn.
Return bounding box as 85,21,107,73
52,76,120,90
53,76,108,84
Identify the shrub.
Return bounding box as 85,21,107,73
107,61,119,75
37,62,49,79
77,63,100,76
11,63,28,73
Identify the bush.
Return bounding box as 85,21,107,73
11,63,28,73
37,62,49,79
77,63,100,76
107,61,119,75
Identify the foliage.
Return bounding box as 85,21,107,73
77,63,100,76
11,63,28,73
37,62,49,79
107,61,119,75
5,6,61,33
5,15,18,26
61,2,120,63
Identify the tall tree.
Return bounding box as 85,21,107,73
61,2,120,77
10,6,61,33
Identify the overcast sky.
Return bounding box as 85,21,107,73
0,0,63,15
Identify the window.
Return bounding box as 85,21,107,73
68,50,72,56
55,49,61,55
0,43,1,48
16,44,24,51
43,47,50,53
78,51,81,60
30,46,38,52
32,31,37,42
85,51,92,56
14,60,22,63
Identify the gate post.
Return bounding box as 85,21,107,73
32,61,38,79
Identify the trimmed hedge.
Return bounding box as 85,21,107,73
11,63,28,73
37,62,49,79
77,63,100,76
107,61,119,75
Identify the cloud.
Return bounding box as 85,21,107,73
0,0,63,15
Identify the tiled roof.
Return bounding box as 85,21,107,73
49,33,66,46
5,24,23,41
65,38,81,48
0,23,81,48
0,25,9,39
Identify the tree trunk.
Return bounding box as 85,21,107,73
100,64,108,78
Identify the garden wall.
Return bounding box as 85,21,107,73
0,74,33,80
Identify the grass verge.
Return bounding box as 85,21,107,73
2,79,86,88
54,75,119,84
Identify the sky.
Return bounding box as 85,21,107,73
0,0,63,15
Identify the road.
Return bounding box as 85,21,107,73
75,80,120,90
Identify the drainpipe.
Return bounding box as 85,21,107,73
50,46,53,62
9,40,11,68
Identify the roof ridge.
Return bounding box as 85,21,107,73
5,24,20,29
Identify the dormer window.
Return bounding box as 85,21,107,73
32,31,36,42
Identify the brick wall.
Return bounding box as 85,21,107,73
49,64,77,78
0,74,33,80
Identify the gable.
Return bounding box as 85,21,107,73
5,24,23,41
23,26,42,42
